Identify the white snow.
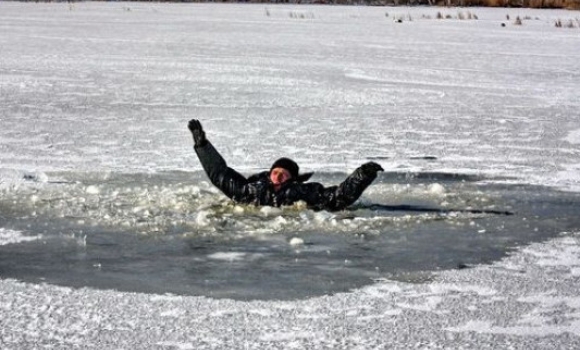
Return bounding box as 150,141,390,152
1,2,580,348
289,237,305,246
0,228,41,246
564,129,580,144
207,252,247,261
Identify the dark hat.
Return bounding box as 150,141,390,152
270,157,313,183
270,158,299,179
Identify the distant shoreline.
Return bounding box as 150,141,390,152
11,0,580,11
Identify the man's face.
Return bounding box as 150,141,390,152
270,167,292,186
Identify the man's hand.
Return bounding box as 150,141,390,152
360,162,384,176
188,119,207,147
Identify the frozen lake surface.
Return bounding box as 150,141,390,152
1,2,580,348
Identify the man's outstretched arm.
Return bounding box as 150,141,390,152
188,119,249,201
319,162,384,211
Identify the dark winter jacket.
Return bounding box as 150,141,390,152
194,141,380,211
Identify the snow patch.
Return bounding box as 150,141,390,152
428,183,446,196
259,331,318,342
564,128,580,144
0,228,41,246
518,293,580,309
447,319,580,337
207,252,246,261
522,236,580,271
260,206,283,217
289,237,304,246
429,283,497,297
156,341,195,350
85,185,100,195
555,163,580,192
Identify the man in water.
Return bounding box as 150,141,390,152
188,119,383,211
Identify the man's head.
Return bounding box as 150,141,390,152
270,157,299,187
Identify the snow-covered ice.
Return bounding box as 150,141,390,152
0,228,41,246
1,2,580,348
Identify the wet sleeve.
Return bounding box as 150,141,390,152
194,141,251,201
316,166,379,211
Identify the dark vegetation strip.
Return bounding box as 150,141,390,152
18,0,580,10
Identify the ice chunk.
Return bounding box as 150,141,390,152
23,172,49,183
289,237,304,246
85,185,100,195
314,211,334,223
269,216,287,230
260,206,282,217
208,252,246,261
428,183,446,195
0,228,41,246
195,210,210,226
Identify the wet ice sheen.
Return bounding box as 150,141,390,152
1,170,579,300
